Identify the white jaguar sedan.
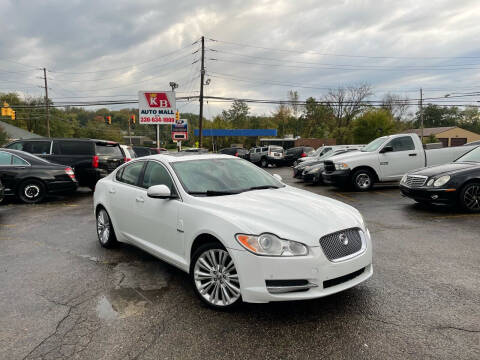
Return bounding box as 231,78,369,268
94,153,372,309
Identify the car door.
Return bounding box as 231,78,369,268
378,136,423,180
107,160,147,241
0,151,29,195
135,160,184,261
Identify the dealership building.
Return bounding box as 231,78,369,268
404,126,480,147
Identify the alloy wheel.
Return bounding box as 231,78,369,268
193,249,241,307
356,174,371,189
463,184,480,211
24,184,40,199
97,209,111,245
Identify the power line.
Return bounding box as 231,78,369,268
208,38,480,60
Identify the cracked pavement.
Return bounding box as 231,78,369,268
0,167,479,360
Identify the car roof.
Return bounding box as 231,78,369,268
0,148,58,165
140,152,235,163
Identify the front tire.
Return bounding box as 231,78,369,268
18,179,46,204
351,169,374,191
191,243,241,310
459,182,480,213
96,208,117,248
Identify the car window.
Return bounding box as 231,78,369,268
0,151,12,165
96,144,123,157
54,141,94,155
6,141,24,151
141,161,176,193
12,155,29,165
118,161,144,186
23,141,51,154
255,148,261,153
134,147,150,157
386,136,415,152
262,147,268,152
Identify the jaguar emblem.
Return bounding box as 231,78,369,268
339,233,349,246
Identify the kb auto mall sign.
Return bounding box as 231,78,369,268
138,91,176,124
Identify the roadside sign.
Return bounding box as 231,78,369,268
138,91,176,124
172,118,188,140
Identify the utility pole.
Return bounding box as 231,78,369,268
419,88,424,144
169,82,179,151
43,68,50,137
198,36,205,148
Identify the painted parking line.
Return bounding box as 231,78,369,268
373,191,397,198
334,192,357,202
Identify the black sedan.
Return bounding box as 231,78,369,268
0,149,78,203
400,146,480,212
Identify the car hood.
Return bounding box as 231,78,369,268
327,151,374,163
191,186,364,246
409,162,479,177
296,159,323,169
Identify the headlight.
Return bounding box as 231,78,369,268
308,166,323,174
434,175,451,187
427,178,434,186
334,163,349,170
235,233,308,256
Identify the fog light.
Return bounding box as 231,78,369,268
431,195,439,200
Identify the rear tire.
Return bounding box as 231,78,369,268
190,242,242,310
18,179,46,204
260,158,268,168
459,182,480,213
96,208,117,248
351,169,374,191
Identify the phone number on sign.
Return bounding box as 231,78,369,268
140,117,175,124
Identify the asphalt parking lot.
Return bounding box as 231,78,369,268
1,166,479,360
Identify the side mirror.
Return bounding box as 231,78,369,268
380,146,393,154
147,184,175,199
273,174,283,182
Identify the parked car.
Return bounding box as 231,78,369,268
302,149,360,184
120,145,136,162
322,134,475,191
400,146,480,212
0,149,78,203
0,179,4,203
465,140,480,146
94,153,372,309
132,146,167,157
293,145,364,167
293,148,360,178
218,147,249,160
249,145,285,167
5,138,125,190
184,148,209,153
283,146,314,165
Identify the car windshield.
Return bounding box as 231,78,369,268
362,137,388,152
456,146,480,162
171,158,284,195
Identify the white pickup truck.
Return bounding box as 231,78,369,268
322,133,475,191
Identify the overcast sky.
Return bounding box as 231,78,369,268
1,0,480,117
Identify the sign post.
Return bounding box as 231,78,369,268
172,119,188,152
138,91,176,148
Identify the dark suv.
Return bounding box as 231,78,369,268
5,138,125,189
218,147,249,159
283,146,314,165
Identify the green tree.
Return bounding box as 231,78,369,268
0,126,8,146
352,109,398,143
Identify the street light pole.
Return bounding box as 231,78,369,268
420,88,424,143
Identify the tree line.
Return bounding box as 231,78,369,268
1,87,480,148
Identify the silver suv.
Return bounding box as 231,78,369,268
249,146,285,167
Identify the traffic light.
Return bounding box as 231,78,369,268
105,116,112,125
176,111,180,120
131,114,136,124
11,110,15,120
1,107,7,116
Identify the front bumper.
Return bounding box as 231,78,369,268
400,185,457,205
229,238,373,303
322,170,351,187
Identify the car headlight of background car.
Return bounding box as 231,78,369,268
400,174,408,185
235,233,308,256
433,175,451,187
308,166,324,174
334,163,349,170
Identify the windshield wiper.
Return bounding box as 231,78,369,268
189,190,240,196
244,185,281,191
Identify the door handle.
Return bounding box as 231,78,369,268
135,197,145,203
409,153,417,157
109,188,116,194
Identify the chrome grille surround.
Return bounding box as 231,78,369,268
319,228,366,262
404,175,428,188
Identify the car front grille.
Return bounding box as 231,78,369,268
404,175,428,188
324,160,335,173
319,228,365,261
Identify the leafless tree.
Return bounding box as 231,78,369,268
381,93,411,121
